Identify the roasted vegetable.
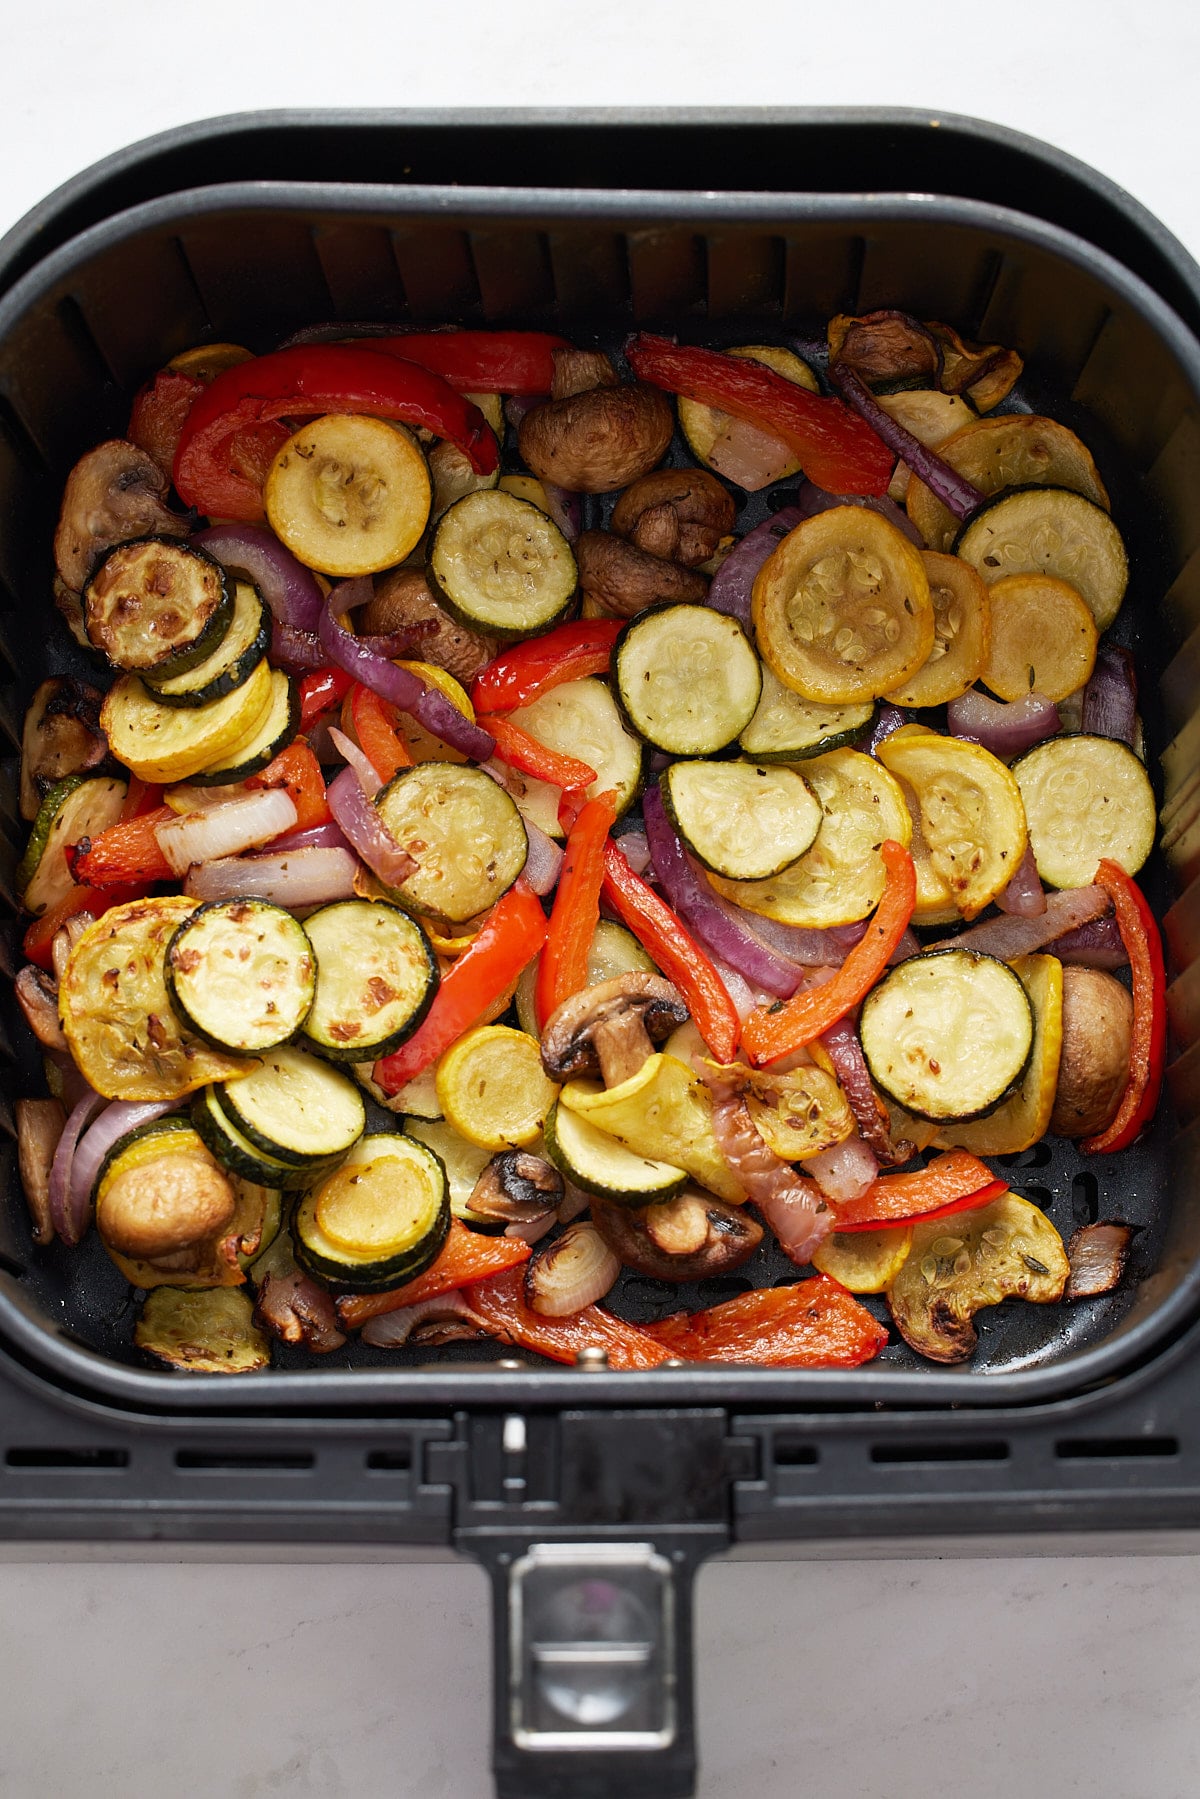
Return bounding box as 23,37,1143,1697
19,679,109,822
1050,966,1134,1138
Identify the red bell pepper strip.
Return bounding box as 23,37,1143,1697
535,791,618,1032
642,1274,889,1366
463,1266,674,1369
22,882,150,971
298,666,354,732
70,806,176,887
470,619,625,714
246,739,331,832
371,329,570,395
1081,859,1167,1154
174,345,499,522
557,786,590,835
625,333,896,497
487,716,597,791
601,839,740,1062
348,684,412,784
833,1181,1010,1234
830,1151,1004,1231
119,776,163,821
128,368,205,475
741,841,916,1064
335,1220,532,1329
373,881,548,1094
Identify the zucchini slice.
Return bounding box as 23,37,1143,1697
429,488,576,637
558,1053,743,1203
135,1286,271,1373
144,581,270,709
293,1132,450,1292
218,1045,365,1166
435,1024,559,1152
980,572,1098,703
939,953,1064,1156
1013,733,1156,888
516,918,656,1036
84,537,233,676
191,1086,340,1190
906,413,1110,555
752,507,934,705
265,414,431,578
189,667,298,785
375,762,528,925
543,1098,689,1205
884,552,990,709
60,896,255,1102
18,774,126,918
406,1116,495,1225
876,729,1027,920
709,745,912,928
615,604,761,755
93,1114,205,1205
661,759,822,880
678,345,818,487
166,898,317,1054
100,658,274,786
859,948,1034,1122
738,665,874,761
954,487,1128,633
301,899,437,1061
506,677,645,839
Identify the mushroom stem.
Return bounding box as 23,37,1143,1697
592,1010,657,1088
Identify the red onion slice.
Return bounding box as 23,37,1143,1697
194,524,324,631
258,821,350,855
185,847,361,907
1046,913,1128,969
328,724,384,796
48,1086,106,1246
947,687,1061,758
796,480,926,547
518,820,563,898
940,885,1109,958
819,1016,912,1165
735,910,860,968
996,842,1046,917
1081,643,1138,747
707,507,803,630
540,482,580,543
643,787,802,998
319,582,495,762
865,703,909,756
326,764,418,890
828,364,985,522
68,1099,180,1240
361,1290,486,1348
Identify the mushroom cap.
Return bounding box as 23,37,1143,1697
53,439,186,593
468,1149,564,1223
539,972,689,1082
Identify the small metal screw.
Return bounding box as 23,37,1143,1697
575,1345,610,1370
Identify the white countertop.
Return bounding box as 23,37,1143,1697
3,3,1199,1794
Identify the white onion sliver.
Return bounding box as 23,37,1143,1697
185,847,361,907
519,819,563,897
803,1135,879,1202
362,1291,482,1348
328,725,382,798
155,789,298,877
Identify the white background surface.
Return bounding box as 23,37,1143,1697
3,3,1200,1795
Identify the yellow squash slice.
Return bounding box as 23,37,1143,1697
559,1053,743,1203
980,572,1098,703
265,414,431,577
60,896,257,1101
812,1227,914,1294
753,507,934,704
954,488,1128,634
100,657,273,784
939,954,1064,1156
709,745,911,928
876,729,1027,920
436,1025,559,1152
885,551,990,708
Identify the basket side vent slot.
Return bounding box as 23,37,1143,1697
1055,1436,1180,1460
174,1450,315,1473
365,1445,413,1472
6,1447,128,1470
773,1440,819,1467
869,1441,1010,1465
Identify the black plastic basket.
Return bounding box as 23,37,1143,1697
2,109,1200,1798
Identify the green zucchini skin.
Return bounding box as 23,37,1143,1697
614,602,762,756
144,581,270,709
217,1045,366,1166
18,773,127,916
301,900,438,1062
660,758,822,881
91,1114,197,1204
429,489,577,639
84,536,234,678
542,1099,688,1205
858,948,1035,1123
191,1087,340,1190
291,1134,451,1292
738,668,875,762
375,763,528,926
188,670,298,785
165,898,317,1055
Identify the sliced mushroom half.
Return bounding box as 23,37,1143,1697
53,439,186,594
592,1191,763,1283
540,972,690,1088
20,677,109,820
468,1149,565,1226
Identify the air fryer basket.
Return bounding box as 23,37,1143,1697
3,108,1200,1799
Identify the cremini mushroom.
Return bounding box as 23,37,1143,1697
14,965,67,1053
540,972,690,1088
550,347,620,401
467,1149,564,1227
19,677,109,820
610,467,736,567
575,531,709,618
97,1150,238,1261
592,1190,762,1283
52,439,186,593
15,1098,65,1245
828,309,942,386
1066,1221,1135,1300
518,383,674,494
357,565,497,684
1051,967,1133,1138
